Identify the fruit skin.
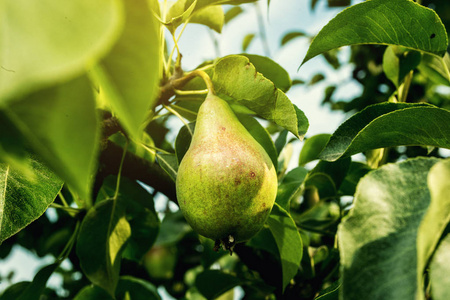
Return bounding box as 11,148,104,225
176,93,277,244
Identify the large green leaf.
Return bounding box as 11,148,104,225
76,199,131,296
17,263,59,300
275,166,308,210
0,111,31,176
241,54,292,92
319,103,450,161
5,75,100,200
94,0,160,139
430,233,450,300
195,270,241,300
299,134,331,166
0,157,63,243
338,157,439,299
190,5,224,33
154,211,192,246
0,0,123,102
116,276,161,300
416,159,450,298
100,176,160,262
417,52,450,86
73,285,114,300
213,55,308,139
267,203,302,292
338,162,372,196
302,0,448,65
383,46,422,87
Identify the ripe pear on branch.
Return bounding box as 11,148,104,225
176,72,278,252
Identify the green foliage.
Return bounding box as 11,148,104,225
0,156,63,243
0,0,450,299
339,158,440,299
320,103,450,161
302,0,449,65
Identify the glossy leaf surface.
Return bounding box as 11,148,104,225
267,203,302,292
213,55,308,139
302,0,448,65
339,158,439,299
76,199,131,296
0,157,62,243
320,103,450,161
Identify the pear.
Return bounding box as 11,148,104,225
176,92,277,250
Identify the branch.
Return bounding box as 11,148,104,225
94,140,177,203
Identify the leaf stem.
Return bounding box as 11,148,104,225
50,203,82,215
398,70,413,102
58,192,69,207
57,221,81,261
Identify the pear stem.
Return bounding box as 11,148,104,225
187,70,216,95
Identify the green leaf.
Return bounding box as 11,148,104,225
302,0,448,65
175,123,196,164
242,33,256,52
0,0,123,102
0,111,32,177
195,270,241,300
6,75,99,201
308,73,325,85
299,134,331,166
276,167,308,210
224,6,243,23
0,156,63,243
241,54,292,92
417,52,450,86
430,233,450,300
304,158,351,201
157,153,179,182
76,199,131,296
94,0,160,139
109,132,156,164
0,282,30,300
281,31,307,46
338,162,372,196
155,211,192,246
100,176,160,262
190,5,224,33
116,276,161,300
17,263,59,300
315,280,340,300
213,55,309,139
338,157,440,299
267,203,303,292
74,285,114,300
164,0,197,31
274,130,289,157
383,46,422,87
319,103,450,162
416,159,450,298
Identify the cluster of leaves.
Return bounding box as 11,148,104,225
0,0,450,299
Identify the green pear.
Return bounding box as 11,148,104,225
176,92,277,250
